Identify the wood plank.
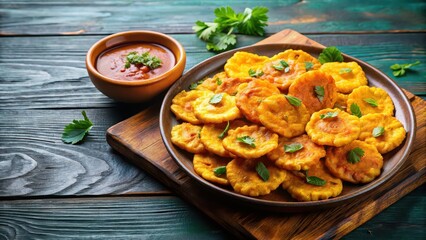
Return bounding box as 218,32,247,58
0,109,168,196
105,29,426,238
0,34,424,110
0,187,423,239
1,0,425,35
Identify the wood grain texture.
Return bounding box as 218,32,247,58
1,0,425,35
105,29,426,239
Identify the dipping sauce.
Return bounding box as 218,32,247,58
96,42,175,81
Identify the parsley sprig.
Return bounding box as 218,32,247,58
62,111,93,144
193,6,269,52
125,51,162,69
318,46,344,64
390,61,420,77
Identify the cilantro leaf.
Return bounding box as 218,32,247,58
284,143,303,153
314,86,325,102
305,171,326,186
350,103,362,118
256,162,270,181
305,61,314,71
214,6,240,29
206,32,237,52
285,95,302,107
320,111,338,119
363,98,378,107
237,7,269,36
209,93,223,104
125,51,162,69
192,21,219,41
372,126,385,137
216,78,222,85
318,46,344,64
62,111,93,144
347,147,365,164
218,121,230,139
248,68,264,78
390,60,420,77
189,79,205,90
273,60,290,72
237,136,256,147
339,68,352,74
213,166,227,176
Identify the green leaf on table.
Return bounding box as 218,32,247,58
206,32,237,52
372,126,385,137
256,162,270,181
237,136,256,147
285,95,302,107
62,111,93,144
213,166,227,176
363,98,378,107
218,121,230,139
390,60,420,77
284,143,303,153
350,103,362,118
318,46,344,64
347,147,365,164
193,21,219,41
237,7,269,36
314,86,325,102
209,93,223,104
320,111,338,119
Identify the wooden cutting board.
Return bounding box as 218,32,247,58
106,29,426,239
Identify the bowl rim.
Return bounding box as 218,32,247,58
86,30,186,86
159,43,416,211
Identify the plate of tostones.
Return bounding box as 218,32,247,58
159,44,416,212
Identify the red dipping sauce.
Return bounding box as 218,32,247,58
96,42,175,81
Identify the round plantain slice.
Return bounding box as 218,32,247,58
193,153,231,186
200,120,248,157
193,92,242,123
325,140,383,184
260,49,321,91
196,71,228,92
236,79,281,123
282,161,343,201
288,70,338,114
267,134,326,171
258,94,310,138
306,108,361,147
358,113,406,154
224,51,269,78
171,122,205,154
227,158,288,197
320,61,368,94
347,86,395,116
171,90,211,124
223,125,279,159
215,77,253,96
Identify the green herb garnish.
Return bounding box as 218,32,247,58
189,79,205,90
372,126,385,137
209,93,223,104
314,86,325,102
284,143,303,153
363,98,378,107
237,136,256,147
318,46,344,64
193,6,269,52
390,60,420,77
320,111,338,119
305,171,326,186
62,111,93,144
285,95,302,107
347,147,365,164
273,60,290,73
256,162,269,181
339,68,352,74
216,78,222,85
218,121,230,139
125,51,162,69
213,166,227,176
248,69,264,78
305,61,314,71
350,103,362,118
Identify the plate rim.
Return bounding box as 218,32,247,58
159,43,416,210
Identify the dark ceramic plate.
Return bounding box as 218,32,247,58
159,44,416,212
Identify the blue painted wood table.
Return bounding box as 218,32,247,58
0,1,424,239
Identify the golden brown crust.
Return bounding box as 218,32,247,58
193,92,242,123
171,122,205,153
170,90,211,124
320,61,368,93
224,51,269,78
193,153,230,185
347,86,395,116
